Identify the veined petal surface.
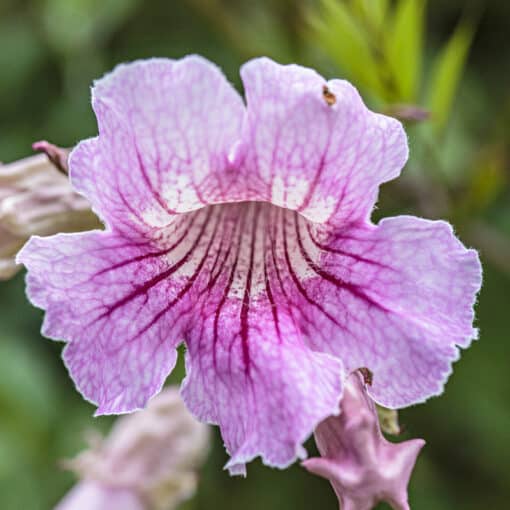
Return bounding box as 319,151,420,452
17,55,482,473
70,56,245,232
19,203,345,468
239,58,408,225
287,214,482,408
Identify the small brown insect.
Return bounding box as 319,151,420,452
322,85,336,106
358,367,373,386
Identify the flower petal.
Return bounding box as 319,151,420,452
19,200,344,465
70,56,245,231
239,57,408,225
273,213,482,408
157,202,343,472
16,211,219,413
181,302,343,474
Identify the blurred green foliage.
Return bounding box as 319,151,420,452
0,1,509,509
426,18,474,133
309,0,479,144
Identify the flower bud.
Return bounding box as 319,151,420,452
303,372,424,510
0,150,99,279
56,387,210,510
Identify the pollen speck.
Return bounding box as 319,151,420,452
322,85,336,106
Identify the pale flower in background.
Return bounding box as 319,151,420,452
56,387,210,510
0,149,98,279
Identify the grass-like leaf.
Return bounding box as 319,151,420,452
426,20,475,133
387,0,426,102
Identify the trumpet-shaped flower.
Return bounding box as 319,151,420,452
17,56,482,474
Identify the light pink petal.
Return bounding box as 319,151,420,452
272,213,482,408
70,56,245,232
18,201,343,466
160,202,342,472
16,209,220,413
239,58,408,225
181,300,343,474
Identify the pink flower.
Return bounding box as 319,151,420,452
17,56,482,474
303,372,425,510
55,387,210,510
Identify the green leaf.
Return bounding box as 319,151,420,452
426,20,475,133
310,0,386,99
350,0,390,28
387,0,426,102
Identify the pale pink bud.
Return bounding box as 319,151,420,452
56,387,210,510
0,150,99,279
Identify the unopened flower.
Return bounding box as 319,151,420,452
303,372,424,510
56,387,210,510
17,56,482,474
0,150,99,279
33,140,71,174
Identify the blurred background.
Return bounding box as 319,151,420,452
0,0,509,508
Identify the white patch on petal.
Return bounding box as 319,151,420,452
140,207,174,228
271,176,286,209
270,175,336,224
302,195,336,223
